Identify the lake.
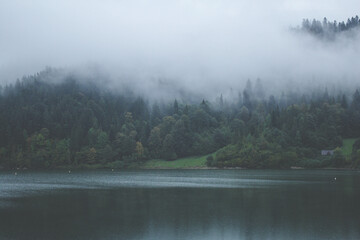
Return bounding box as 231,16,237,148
1,169,360,240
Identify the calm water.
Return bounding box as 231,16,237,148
0,170,360,240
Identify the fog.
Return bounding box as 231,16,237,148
0,0,359,100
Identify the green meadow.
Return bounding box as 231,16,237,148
142,154,215,169
342,138,357,156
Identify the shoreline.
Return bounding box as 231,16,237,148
1,165,357,171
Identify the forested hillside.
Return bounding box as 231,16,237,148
1,70,360,169
296,15,360,40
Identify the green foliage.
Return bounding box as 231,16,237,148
331,147,346,167
53,139,71,166
340,138,354,153
0,70,359,169
143,155,210,169
230,119,245,142
352,139,360,154
162,134,177,160
352,139,360,168
296,157,331,168
148,127,162,158
353,150,360,168
206,155,215,166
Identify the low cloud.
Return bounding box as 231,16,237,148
0,0,359,100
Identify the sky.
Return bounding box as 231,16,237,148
0,0,359,99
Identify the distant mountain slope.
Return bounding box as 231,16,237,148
295,15,360,40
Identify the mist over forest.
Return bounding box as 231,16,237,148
1,0,360,99
0,0,360,169
296,15,360,40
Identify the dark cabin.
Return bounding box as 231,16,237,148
321,150,334,156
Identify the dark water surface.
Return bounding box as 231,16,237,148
1,170,360,240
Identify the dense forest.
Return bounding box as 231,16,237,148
296,15,360,40
0,69,360,170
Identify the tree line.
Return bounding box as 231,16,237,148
0,70,359,169
296,15,360,40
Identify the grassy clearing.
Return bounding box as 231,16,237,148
142,154,215,169
342,138,357,156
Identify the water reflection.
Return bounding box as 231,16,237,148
0,170,359,239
